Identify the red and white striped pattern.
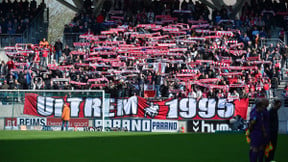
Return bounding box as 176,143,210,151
73,42,90,47
191,24,210,28
70,51,86,55
228,50,247,56
88,77,109,82
220,72,243,76
181,69,198,73
70,81,87,86
195,29,211,33
169,48,187,52
221,66,258,70
216,31,234,37
205,35,221,39
210,45,227,50
199,78,221,83
211,61,230,67
224,40,238,45
188,20,208,24
162,27,179,32
189,37,206,40
229,42,244,49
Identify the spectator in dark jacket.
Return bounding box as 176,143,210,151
160,81,169,98
54,39,63,63
63,45,71,56
265,99,281,162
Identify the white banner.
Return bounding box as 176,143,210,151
17,117,47,126
152,120,178,132
94,119,151,132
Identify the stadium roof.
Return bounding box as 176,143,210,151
56,0,248,17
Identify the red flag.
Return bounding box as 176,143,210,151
234,98,249,119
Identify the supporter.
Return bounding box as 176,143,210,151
63,45,71,56
0,0,44,34
2,80,9,89
240,89,248,98
196,87,202,101
39,48,48,67
61,103,70,131
59,53,66,65
207,88,216,98
263,81,270,99
153,72,161,97
282,84,288,98
54,39,63,63
160,81,169,98
6,58,15,72
2,0,287,101
188,87,197,98
39,38,49,48
265,99,282,162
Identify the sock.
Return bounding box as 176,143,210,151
250,150,258,162
258,150,264,162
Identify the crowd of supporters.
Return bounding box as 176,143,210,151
0,0,46,34
1,0,288,101
64,0,211,34
64,0,288,36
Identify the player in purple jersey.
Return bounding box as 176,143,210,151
248,98,269,162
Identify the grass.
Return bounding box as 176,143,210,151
0,131,287,162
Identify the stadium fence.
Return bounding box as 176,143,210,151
0,34,24,48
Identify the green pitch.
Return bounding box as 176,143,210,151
0,131,287,162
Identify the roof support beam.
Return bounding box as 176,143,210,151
93,0,106,16
211,0,223,9
72,0,83,11
199,0,217,10
231,0,249,18
56,0,78,12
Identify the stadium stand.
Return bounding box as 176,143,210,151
1,0,288,103
0,0,48,47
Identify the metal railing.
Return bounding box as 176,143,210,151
285,31,288,45
63,33,85,47
260,38,285,47
0,34,24,48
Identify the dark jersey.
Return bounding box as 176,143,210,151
269,109,278,132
